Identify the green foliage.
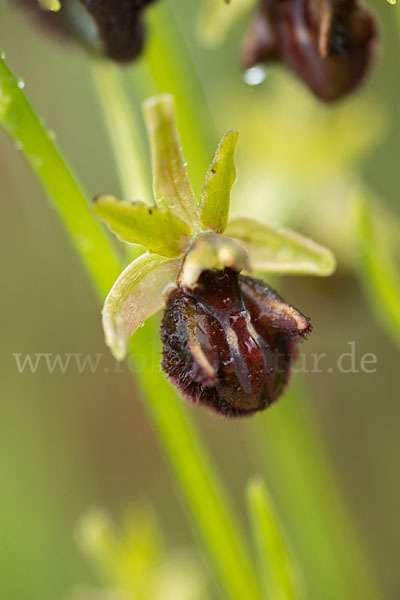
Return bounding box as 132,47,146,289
92,62,152,205
0,53,121,297
354,191,400,348
246,478,303,600
75,507,209,600
197,0,256,47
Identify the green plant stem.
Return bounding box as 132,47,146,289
131,325,262,600
254,385,379,600
0,54,121,297
91,61,152,205
246,477,301,600
0,54,262,600
354,190,400,349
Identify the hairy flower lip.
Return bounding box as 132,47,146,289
161,268,312,417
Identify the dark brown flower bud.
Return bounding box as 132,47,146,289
242,0,377,102
161,268,311,417
12,0,157,62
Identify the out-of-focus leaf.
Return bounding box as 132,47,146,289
200,130,239,233
142,94,200,227
225,216,336,276
246,478,303,600
76,507,211,600
102,253,180,360
77,507,163,600
92,195,190,257
354,191,400,348
197,0,256,48
66,586,129,600
178,232,249,290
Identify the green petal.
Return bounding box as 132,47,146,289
102,253,180,360
200,130,239,234
92,195,190,258
225,216,336,276
142,94,200,228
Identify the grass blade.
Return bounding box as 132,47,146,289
246,477,303,600
0,52,121,297
353,190,400,348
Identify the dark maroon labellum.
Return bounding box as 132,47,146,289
242,0,377,102
161,268,311,417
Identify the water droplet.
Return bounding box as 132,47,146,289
0,51,5,60
17,79,25,90
138,322,145,328
243,65,268,86
387,0,396,4
48,130,57,141
14,140,23,151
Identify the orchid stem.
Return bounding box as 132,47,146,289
91,61,152,205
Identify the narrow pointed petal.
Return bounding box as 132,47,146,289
142,94,200,227
92,195,190,257
200,130,239,234
225,216,336,276
102,253,181,360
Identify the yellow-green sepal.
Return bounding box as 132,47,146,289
102,253,181,360
225,216,336,276
92,195,191,258
142,94,201,228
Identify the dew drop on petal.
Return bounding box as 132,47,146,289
243,65,267,86
17,79,25,90
14,140,23,151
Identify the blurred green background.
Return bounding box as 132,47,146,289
0,0,399,598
